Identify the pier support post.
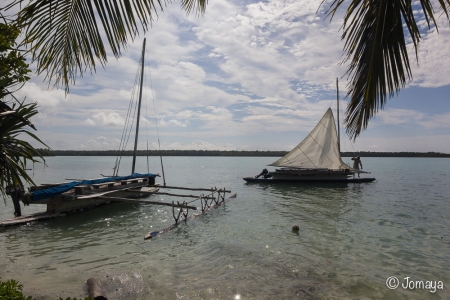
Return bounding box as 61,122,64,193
6,186,22,217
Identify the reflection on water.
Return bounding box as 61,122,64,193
0,157,449,299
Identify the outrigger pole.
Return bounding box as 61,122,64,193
132,38,146,174
144,188,235,240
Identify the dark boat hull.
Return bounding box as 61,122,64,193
243,177,376,183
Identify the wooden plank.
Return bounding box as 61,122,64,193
47,186,159,213
91,182,118,189
123,189,214,199
77,187,134,199
154,185,231,193
73,181,148,196
144,193,236,240
97,196,197,209
1,213,64,227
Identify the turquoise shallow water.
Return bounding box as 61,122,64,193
0,156,449,299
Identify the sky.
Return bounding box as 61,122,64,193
13,0,450,153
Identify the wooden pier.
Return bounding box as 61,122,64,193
1,180,234,233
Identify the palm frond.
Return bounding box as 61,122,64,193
180,0,208,16
324,0,450,139
0,101,48,198
11,0,207,93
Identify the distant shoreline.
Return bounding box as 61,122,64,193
36,149,450,158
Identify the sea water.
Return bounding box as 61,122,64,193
0,156,449,299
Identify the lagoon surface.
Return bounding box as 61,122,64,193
1,156,450,299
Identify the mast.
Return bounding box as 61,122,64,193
132,38,146,174
336,77,341,154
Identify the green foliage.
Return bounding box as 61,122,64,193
9,0,208,93
39,149,290,157
0,101,47,197
0,14,47,200
40,149,450,157
324,0,450,139
35,148,54,156
0,279,92,300
0,279,32,300
0,22,31,100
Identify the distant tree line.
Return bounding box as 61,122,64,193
35,149,288,157
341,151,450,158
35,149,450,158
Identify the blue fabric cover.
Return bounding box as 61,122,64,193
32,173,157,201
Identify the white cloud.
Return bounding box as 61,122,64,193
85,111,125,126
85,136,111,149
162,140,237,150
419,112,450,128
355,135,450,152
159,119,190,127
409,17,450,87
376,108,425,125
17,82,67,107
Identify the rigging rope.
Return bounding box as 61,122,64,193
114,41,166,181
144,50,166,186
113,63,142,176
335,94,358,164
144,58,150,174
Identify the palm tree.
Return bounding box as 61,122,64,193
323,0,450,139
6,0,207,93
0,101,47,204
1,16,47,213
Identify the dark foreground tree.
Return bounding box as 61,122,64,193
1,19,47,198
0,101,47,198
324,0,450,139
0,22,30,100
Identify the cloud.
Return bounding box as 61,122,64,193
376,108,425,125
419,112,450,129
354,135,450,152
193,0,347,99
85,111,125,126
85,136,111,149
161,140,237,150
17,82,67,107
409,17,450,87
159,119,190,127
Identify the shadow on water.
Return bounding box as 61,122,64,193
2,201,142,232
244,181,367,219
1,198,174,263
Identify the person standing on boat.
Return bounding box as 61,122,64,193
351,156,363,178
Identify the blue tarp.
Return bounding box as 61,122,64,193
32,173,157,202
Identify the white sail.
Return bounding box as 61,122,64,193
269,108,350,170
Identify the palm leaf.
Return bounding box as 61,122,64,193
324,0,450,139
10,0,207,93
0,101,48,198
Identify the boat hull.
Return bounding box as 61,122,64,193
245,168,375,183
243,177,376,183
